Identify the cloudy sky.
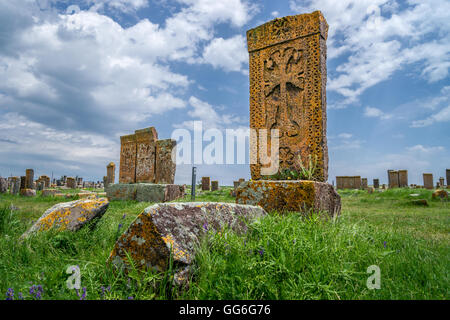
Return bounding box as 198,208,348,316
0,0,449,185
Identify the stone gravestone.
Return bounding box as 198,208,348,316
423,173,433,190
135,127,158,183
201,177,210,191
446,169,450,187
439,177,445,189
247,11,328,182
25,169,34,189
119,134,137,183
388,170,399,188
105,162,116,188
398,170,408,187
211,181,219,191
20,176,26,191
237,12,340,217
155,139,176,184
373,179,379,189
66,177,76,189
361,178,368,189
0,177,7,193
10,177,20,195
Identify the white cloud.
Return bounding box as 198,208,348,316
202,35,248,73
291,0,450,105
364,106,393,120
410,106,450,127
406,145,445,153
338,133,353,139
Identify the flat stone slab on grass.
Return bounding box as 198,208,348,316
20,189,36,197
108,202,267,283
21,197,109,239
106,183,184,202
236,180,341,217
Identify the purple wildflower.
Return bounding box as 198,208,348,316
118,223,123,232
383,241,387,248
18,292,23,300
127,296,134,300
202,221,208,231
80,287,86,300
258,248,265,257
6,288,14,300
122,213,126,219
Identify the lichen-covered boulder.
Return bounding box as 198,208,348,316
21,197,109,239
432,189,448,200
20,189,36,197
236,180,341,217
108,202,267,283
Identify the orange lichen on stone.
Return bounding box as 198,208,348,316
247,11,328,182
236,180,340,217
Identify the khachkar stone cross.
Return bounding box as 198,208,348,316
247,11,329,182
119,127,176,184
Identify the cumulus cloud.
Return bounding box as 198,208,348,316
291,0,450,105
410,86,450,127
364,106,393,120
202,35,248,73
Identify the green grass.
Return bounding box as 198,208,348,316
0,187,448,300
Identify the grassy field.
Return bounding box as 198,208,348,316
0,187,448,300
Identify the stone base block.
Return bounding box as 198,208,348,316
106,183,185,202
20,189,36,197
236,180,341,217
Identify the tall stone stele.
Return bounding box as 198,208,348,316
106,162,116,187
247,11,328,181
237,12,341,218
25,169,34,189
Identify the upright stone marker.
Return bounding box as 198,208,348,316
247,11,329,181
25,169,34,189
423,173,433,190
20,176,26,191
66,177,76,189
106,162,116,187
155,139,176,184
388,170,399,188
10,177,20,195
201,177,210,191
211,181,219,191
398,170,408,187
119,134,137,183
439,177,445,189
373,179,379,189
0,177,7,193
361,178,368,189
135,127,158,183
446,169,449,187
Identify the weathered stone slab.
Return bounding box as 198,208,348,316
201,177,210,191
41,189,59,197
446,169,450,187
135,127,158,183
108,202,267,283
155,139,176,184
373,179,379,189
21,197,109,239
106,162,116,188
361,178,368,189
119,134,137,183
236,180,340,217
423,173,433,189
439,177,445,189
432,189,448,199
20,176,26,190
336,176,361,189
106,183,184,202
398,170,408,187
20,189,36,197
10,177,20,195
25,169,34,189
388,170,399,188
211,181,219,191
0,177,7,193
247,11,329,181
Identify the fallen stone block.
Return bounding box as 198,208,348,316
21,197,109,239
106,183,184,202
108,202,267,284
236,180,341,217
432,189,448,200
41,189,60,197
20,189,36,197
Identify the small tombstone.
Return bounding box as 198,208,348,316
373,179,379,189
439,177,445,189
155,139,176,184
446,169,450,187
106,162,115,187
361,178,368,189
10,177,20,195
20,176,26,190
201,177,210,191
388,170,399,188
423,173,433,190
25,169,34,189
66,177,77,189
211,181,219,191
0,177,7,193
398,170,408,187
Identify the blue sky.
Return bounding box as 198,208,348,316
0,0,449,185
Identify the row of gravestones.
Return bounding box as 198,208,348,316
199,177,246,195
336,169,450,190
